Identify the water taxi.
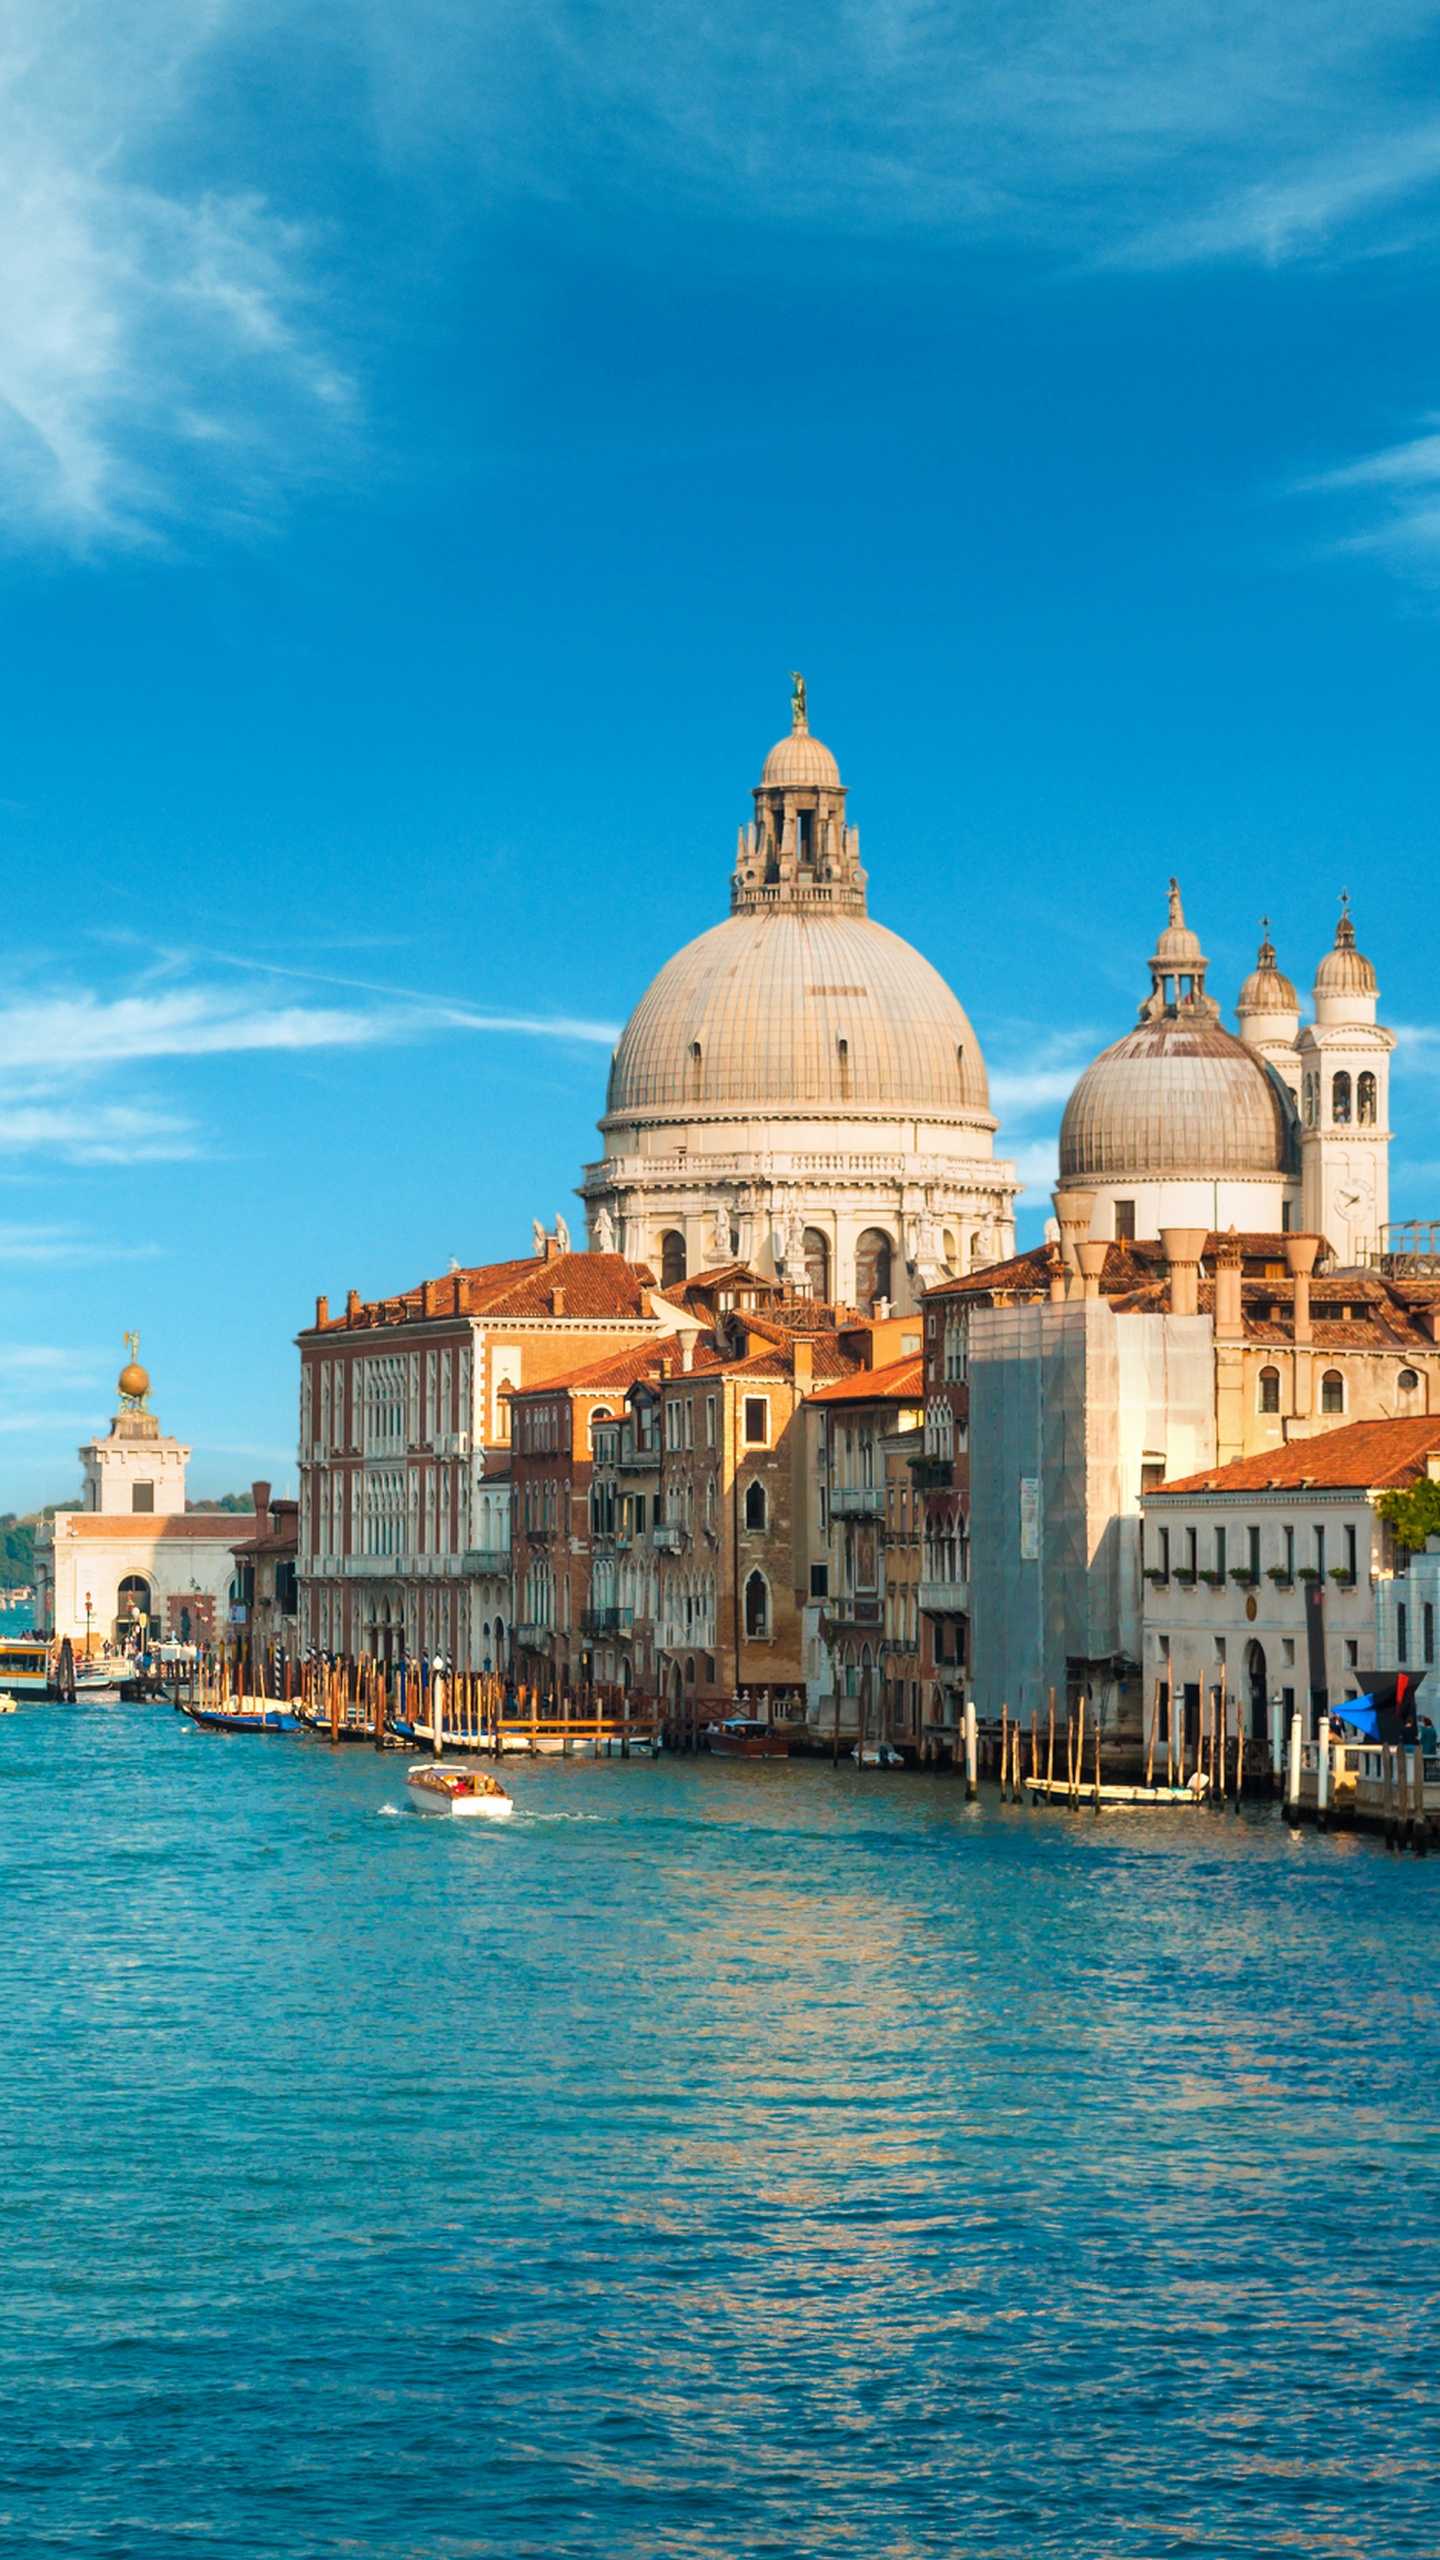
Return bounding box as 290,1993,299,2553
0,1639,51,1698
406,1763,514,1818
706,1717,790,1759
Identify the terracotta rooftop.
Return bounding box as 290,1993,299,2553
304,1251,658,1333
803,1354,925,1406
507,1341,669,1402
1155,1418,1440,1496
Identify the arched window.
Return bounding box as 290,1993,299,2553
660,1230,686,1289
688,1041,703,1103
1321,1368,1345,1415
1332,1071,1352,1125
1259,1366,1281,1414
1357,1071,1377,1125
803,1227,830,1302
744,1571,769,1637
855,1229,892,1309
943,1229,958,1270
836,1035,851,1100
744,1479,767,1531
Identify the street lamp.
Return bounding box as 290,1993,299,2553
84,1591,93,1662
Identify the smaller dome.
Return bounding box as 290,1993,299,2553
1151,877,1205,970
1238,926,1298,1017
118,1359,150,1401
1315,901,1376,996
760,728,841,789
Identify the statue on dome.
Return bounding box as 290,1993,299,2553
790,671,807,732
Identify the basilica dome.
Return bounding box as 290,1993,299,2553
1059,1017,1291,1180
606,907,990,1118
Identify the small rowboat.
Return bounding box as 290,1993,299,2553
407,1762,514,1818
186,1701,301,1734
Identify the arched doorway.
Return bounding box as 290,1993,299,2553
855,1228,893,1309
117,1573,151,1644
660,1230,686,1288
1246,1639,1267,1741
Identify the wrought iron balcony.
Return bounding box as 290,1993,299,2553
580,1606,635,1635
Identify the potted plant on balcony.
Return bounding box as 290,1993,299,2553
1143,1568,1170,1585
1328,1565,1357,1586
1296,1565,1321,1582
1198,1568,1227,1587
1172,1567,1197,1586
1229,1568,1259,1589
1266,1566,1293,1585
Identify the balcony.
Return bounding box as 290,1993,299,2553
460,1548,511,1576
617,1449,660,1473
652,1524,685,1552
829,1594,883,1625
909,1456,954,1489
514,1623,553,1650
581,1606,634,1635
919,1577,969,1615
829,1484,884,1519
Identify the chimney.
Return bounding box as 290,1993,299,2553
1160,1228,1208,1319
315,1294,329,1329
1285,1232,1320,1345
1053,1188,1096,1276
1214,1227,1244,1340
345,1288,361,1321
793,1338,813,1392
549,1286,566,1316
680,1332,694,1373
422,1278,437,1315
251,1479,271,1529
1075,1240,1108,1302
545,1234,562,1263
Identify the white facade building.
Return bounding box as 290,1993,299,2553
34,1348,242,1648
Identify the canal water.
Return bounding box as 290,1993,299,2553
1,1705,1436,2559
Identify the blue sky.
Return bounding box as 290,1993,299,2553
4,0,1440,1509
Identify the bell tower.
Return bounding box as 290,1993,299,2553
1297,899,1393,1268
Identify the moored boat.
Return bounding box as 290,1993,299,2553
406,1762,514,1818
706,1718,790,1759
0,1639,52,1698
186,1700,301,1734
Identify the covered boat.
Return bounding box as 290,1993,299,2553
706,1718,790,1759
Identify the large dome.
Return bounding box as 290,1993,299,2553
607,907,990,1117
1059,1017,1291,1181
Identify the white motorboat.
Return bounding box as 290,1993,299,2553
852,1743,905,1767
406,1762,514,1819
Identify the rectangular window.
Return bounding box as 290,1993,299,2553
1343,1525,1356,1579
1248,1526,1260,1581
1398,1602,1409,1664
1114,1199,1136,1241
1215,1526,1226,1577
705,1396,716,1449
666,1401,681,1451
684,1398,694,1450
1283,1524,1295,1578
1314,1525,1325,1578
743,1397,767,1445
1282,1638,1295,1667
810,1563,829,1599
1158,1526,1170,1579
131,1481,154,1514
1345,1640,1358,1667
1426,1603,1436,1667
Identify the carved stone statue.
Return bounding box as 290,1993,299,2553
532,1219,545,1257
555,1214,571,1255
790,670,807,732
593,1203,615,1254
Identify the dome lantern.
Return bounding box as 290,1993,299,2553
1139,879,1219,1024
732,676,866,916
1313,892,1378,1024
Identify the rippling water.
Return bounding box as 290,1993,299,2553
1,1705,1436,2558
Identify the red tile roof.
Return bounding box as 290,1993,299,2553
508,1342,669,1400
1156,1418,1440,1495
803,1354,925,1405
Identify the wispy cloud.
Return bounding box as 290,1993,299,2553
1298,426,1440,572
0,1224,158,1262
8,3,1440,546
0,968,619,1164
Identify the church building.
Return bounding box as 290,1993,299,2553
580,680,1018,1311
